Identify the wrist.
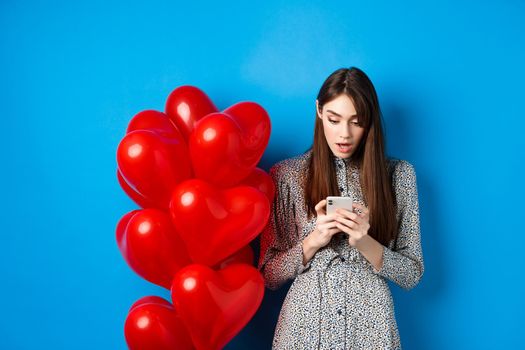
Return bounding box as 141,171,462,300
302,233,318,265
306,229,322,250
354,235,384,272
303,234,314,251
354,235,374,252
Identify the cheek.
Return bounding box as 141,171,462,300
322,122,336,140
354,128,365,142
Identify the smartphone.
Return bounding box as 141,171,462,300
326,196,354,215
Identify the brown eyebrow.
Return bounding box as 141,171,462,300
326,109,358,119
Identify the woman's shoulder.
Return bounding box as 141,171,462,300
268,150,311,181
386,156,415,170
386,156,417,184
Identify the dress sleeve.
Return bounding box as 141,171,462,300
372,160,424,290
257,163,311,290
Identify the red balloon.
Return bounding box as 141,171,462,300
169,179,270,266
118,110,188,208
116,210,140,268
126,110,184,140
117,168,156,208
118,209,192,289
189,102,271,187
214,244,254,270
165,85,219,141
125,296,194,350
129,296,172,311
117,130,192,209
239,167,275,203
223,102,271,153
116,210,138,248
171,264,264,350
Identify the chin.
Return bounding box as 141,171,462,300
332,150,351,158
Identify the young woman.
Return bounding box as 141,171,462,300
258,67,424,349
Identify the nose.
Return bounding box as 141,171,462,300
339,124,351,140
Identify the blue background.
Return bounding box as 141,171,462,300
2,0,524,349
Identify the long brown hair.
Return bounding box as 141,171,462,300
304,67,398,246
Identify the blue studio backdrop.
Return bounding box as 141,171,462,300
1,0,524,349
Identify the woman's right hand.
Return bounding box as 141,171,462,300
303,199,340,258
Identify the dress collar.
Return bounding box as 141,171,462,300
304,148,359,169
330,152,358,169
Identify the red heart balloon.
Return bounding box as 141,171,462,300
127,109,185,139
165,85,219,141
117,169,156,208
223,102,271,153
118,110,189,209
169,179,270,266
171,264,264,350
189,102,271,187
129,296,173,310
239,167,275,203
214,244,254,270
117,130,192,209
125,296,194,350
118,209,192,289
116,210,140,272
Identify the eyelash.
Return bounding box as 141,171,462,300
328,119,360,126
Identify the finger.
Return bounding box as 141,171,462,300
318,213,337,224
336,215,360,227
337,211,362,224
352,202,370,215
336,222,356,235
336,209,360,222
328,213,338,220
328,227,342,236
315,200,327,215
318,221,339,231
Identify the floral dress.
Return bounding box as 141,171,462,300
258,149,424,349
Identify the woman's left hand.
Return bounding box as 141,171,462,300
335,202,370,248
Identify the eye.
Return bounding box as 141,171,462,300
350,117,362,126
328,119,338,124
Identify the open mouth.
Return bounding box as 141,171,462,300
336,143,352,153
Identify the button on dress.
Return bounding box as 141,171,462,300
258,149,424,349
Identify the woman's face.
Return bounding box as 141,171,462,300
316,94,365,159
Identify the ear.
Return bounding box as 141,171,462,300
316,100,322,119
